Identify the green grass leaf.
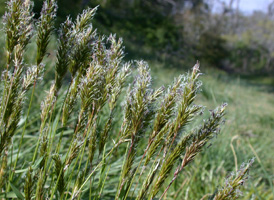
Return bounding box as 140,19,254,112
9,182,24,200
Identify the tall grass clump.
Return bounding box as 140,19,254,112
0,0,253,199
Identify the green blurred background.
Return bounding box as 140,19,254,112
2,0,274,74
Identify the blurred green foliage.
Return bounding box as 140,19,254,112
0,0,273,74
32,0,82,24
198,32,228,67
87,0,182,61
228,41,269,73
0,0,183,63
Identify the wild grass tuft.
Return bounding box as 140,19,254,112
0,0,253,199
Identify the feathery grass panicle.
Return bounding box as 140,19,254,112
55,17,73,91
166,62,202,143
61,75,78,125
3,0,34,64
69,26,96,77
36,0,57,65
74,6,98,32
53,154,65,196
23,64,44,91
116,61,163,198
40,84,56,123
24,167,34,200
3,0,22,62
39,133,48,168
65,135,84,170
212,158,255,200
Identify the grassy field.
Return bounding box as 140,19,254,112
0,1,274,199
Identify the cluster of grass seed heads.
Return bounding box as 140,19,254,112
0,0,254,199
